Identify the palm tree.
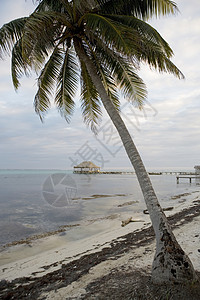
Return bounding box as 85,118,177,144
0,0,197,283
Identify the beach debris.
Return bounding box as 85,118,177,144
59,232,67,236
0,280,8,289
143,207,174,215
178,199,186,203
118,200,138,207
121,217,143,227
148,172,162,175
163,207,174,211
82,194,127,200
121,217,133,226
2,224,80,249
171,193,190,200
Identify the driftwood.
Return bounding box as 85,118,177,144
122,217,144,227
121,217,144,227
121,217,133,227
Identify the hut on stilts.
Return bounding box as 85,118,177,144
73,161,100,174
194,165,200,174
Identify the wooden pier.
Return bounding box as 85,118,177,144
176,176,197,184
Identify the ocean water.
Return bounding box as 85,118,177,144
0,169,199,246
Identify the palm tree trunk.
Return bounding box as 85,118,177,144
73,38,197,283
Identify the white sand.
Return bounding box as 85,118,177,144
0,213,150,281
0,191,199,298
40,215,200,300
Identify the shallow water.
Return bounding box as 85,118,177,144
0,169,199,246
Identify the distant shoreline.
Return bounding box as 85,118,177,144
74,171,197,175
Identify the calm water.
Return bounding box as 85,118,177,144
0,169,199,246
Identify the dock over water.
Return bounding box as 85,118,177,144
74,170,197,176
73,167,200,184
176,175,200,184
99,171,197,176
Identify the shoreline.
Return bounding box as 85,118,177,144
0,190,199,267
1,188,198,250
0,194,199,299
1,172,199,248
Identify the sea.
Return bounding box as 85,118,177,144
0,169,199,247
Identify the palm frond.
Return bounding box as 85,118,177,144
127,0,178,18
0,18,27,58
83,36,147,107
55,48,79,122
34,0,74,21
100,66,121,111
85,13,135,55
81,38,121,111
102,50,147,107
97,0,178,18
11,39,30,90
142,49,184,79
84,13,171,59
80,59,102,133
22,11,67,71
106,78,121,111
85,14,184,80
73,0,99,15
103,15,173,58
34,0,65,12
34,46,64,119
118,63,147,107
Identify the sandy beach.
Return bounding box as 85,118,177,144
0,189,200,299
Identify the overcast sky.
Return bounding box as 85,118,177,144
0,0,200,171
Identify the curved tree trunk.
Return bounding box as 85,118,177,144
74,38,197,283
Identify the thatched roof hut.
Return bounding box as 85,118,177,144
194,166,200,174
74,161,100,173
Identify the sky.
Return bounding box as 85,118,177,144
0,0,200,171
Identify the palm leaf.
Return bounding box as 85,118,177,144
83,36,147,107
84,13,169,59
117,62,147,107
102,14,173,58
102,51,147,107
80,59,102,133
73,0,99,14
55,48,79,122
142,49,184,79
126,0,178,18
0,18,27,58
34,46,64,119
100,67,120,110
22,11,64,65
84,13,136,55
85,14,184,79
34,0,65,12
106,76,121,111
11,39,30,90
97,0,178,18
81,38,121,111
34,0,73,24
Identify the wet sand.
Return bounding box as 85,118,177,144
0,191,200,299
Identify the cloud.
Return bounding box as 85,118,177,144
0,0,200,170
